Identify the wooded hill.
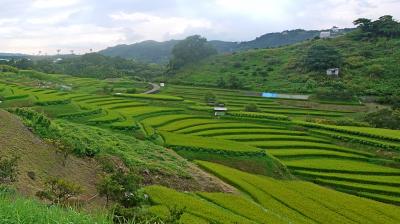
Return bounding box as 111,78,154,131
100,29,352,64
168,16,400,97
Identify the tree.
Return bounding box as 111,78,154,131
227,75,242,89
216,77,226,88
304,45,343,72
244,103,259,112
353,18,372,32
364,109,400,130
353,15,400,39
367,64,385,78
52,139,72,167
36,177,83,205
0,156,19,184
204,92,216,104
97,169,140,207
169,35,217,70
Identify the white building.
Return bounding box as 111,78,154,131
214,107,228,116
327,68,340,77
320,31,331,39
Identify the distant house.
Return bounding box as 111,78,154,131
327,68,340,77
214,107,227,116
160,83,165,87
320,31,331,39
53,58,63,63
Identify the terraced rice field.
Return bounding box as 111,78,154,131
145,161,400,224
2,77,400,219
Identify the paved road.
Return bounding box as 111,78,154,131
143,82,160,94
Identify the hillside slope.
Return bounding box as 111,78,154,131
0,109,104,208
99,29,350,64
169,34,400,96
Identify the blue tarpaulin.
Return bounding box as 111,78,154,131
262,92,278,98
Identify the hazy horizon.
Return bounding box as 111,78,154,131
1,0,399,54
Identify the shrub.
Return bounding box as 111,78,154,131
244,103,259,112
97,169,141,208
204,91,216,104
126,88,136,94
367,64,385,78
0,65,18,73
364,109,400,130
36,177,83,205
0,156,19,184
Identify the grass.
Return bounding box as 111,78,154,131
0,191,111,224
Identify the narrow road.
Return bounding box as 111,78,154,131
143,82,160,94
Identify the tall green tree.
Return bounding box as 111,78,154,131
169,35,217,70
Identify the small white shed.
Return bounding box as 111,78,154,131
327,68,340,77
160,83,165,87
320,31,331,39
214,107,228,116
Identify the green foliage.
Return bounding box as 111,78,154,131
304,44,343,71
0,192,111,223
244,103,259,112
367,64,385,78
36,177,83,205
126,88,136,94
314,86,354,101
0,65,18,73
97,169,141,208
364,109,400,130
0,156,19,184
204,91,216,104
169,35,217,70
353,15,400,39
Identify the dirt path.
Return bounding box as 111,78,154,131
143,82,160,94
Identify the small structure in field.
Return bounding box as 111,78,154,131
320,31,331,39
160,83,165,87
214,107,227,116
326,68,340,77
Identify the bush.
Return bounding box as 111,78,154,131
126,88,136,94
97,169,141,208
204,92,216,104
364,109,400,130
0,65,18,73
367,64,385,78
36,177,83,205
244,103,259,112
0,156,19,184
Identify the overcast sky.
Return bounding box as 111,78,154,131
1,0,399,54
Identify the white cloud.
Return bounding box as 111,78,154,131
0,0,399,54
31,0,81,9
110,12,212,40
